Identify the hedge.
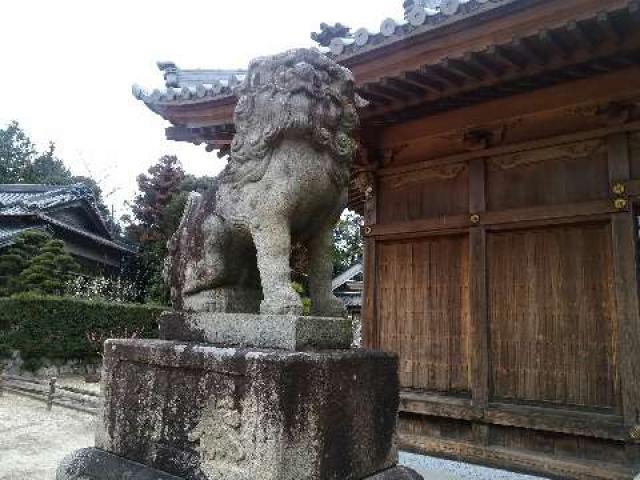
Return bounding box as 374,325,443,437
0,294,165,364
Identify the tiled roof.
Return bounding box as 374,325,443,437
0,183,121,249
323,0,517,58
332,262,363,291
0,183,96,215
132,62,246,108
0,224,45,249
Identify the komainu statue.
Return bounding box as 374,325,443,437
166,48,365,317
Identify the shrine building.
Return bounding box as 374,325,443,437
134,1,640,478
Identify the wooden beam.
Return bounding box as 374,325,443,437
399,392,629,441
366,200,619,239
380,67,640,147
400,434,633,480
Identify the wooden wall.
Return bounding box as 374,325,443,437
362,127,640,479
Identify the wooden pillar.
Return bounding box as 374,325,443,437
469,157,489,445
607,133,640,432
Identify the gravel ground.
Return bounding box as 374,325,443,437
400,451,548,480
0,392,94,480
0,390,548,480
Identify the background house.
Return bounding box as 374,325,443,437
332,261,362,322
0,184,134,274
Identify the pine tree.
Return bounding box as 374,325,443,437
18,239,80,295
0,230,51,296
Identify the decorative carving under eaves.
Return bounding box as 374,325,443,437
311,23,351,47
488,139,605,171
383,163,466,189
572,101,639,126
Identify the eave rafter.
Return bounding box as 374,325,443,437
358,2,640,124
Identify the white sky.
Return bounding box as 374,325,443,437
0,1,398,216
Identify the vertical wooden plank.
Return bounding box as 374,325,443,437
362,238,378,348
362,171,378,348
469,157,486,214
608,134,630,184
608,133,640,427
469,157,489,445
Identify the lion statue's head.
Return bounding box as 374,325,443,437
219,48,366,186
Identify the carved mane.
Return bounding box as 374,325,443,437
219,48,364,187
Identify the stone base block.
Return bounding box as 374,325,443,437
159,311,353,350
58,448,423,480
91,339,399,480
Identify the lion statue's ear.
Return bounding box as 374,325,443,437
355,94,369,109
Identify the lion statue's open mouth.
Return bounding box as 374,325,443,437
165,48,366,316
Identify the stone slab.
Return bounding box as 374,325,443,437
57,447,183,480
91,339,399,480
159,311,353,350
58,448,423,480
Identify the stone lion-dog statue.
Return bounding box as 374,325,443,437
166,48,365,317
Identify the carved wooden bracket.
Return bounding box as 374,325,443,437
380,144,409,167
461,125,507,151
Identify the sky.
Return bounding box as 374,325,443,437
0,0,399,216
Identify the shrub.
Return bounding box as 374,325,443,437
0,229,51,296
0,294,165,364
18,239,80,295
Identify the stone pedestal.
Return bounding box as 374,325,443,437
58,314,423,479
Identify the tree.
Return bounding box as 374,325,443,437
18,239,80,295
124,156,212,304
0,122,111,225
332,210,363,275
0,230,52,296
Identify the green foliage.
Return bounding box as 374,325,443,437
292,282,311,315
332,210,363,275
0,121,70,184
18,239,80,295
0,294,164,362
0,230,52,296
